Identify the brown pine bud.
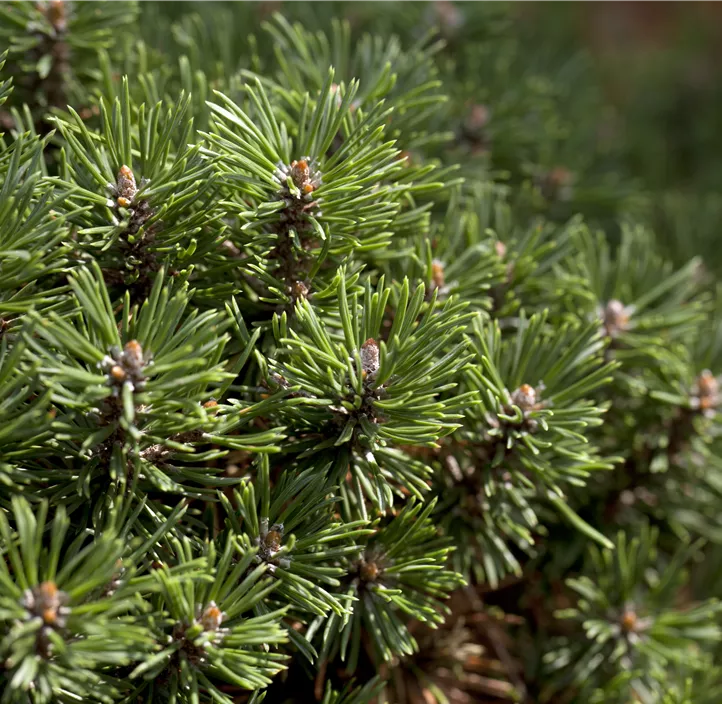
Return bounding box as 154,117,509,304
46,0,67,31
26,581,67,626
200,601,225,632
110,365,126,382
359,560,380,582
698,369,719,410
123,340,143,366
360,338,380,378
511,384,537,411
290,280,309,301
431,259,445,288
602,299,629,337
621,609,638,632
264,530,283,552
290,159,310,188
466,104,490,132
116,165,137,206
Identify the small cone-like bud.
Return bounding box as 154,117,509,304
200,602,225,632
360,338,380,377
511,383,537,411
431,259,445,289
116,165,137,207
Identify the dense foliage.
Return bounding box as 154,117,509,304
1,2,722,703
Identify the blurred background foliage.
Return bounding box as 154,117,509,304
135,0,722,274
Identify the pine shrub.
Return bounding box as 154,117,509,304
1,3,721,703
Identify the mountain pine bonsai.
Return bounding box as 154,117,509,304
1,2,722,703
